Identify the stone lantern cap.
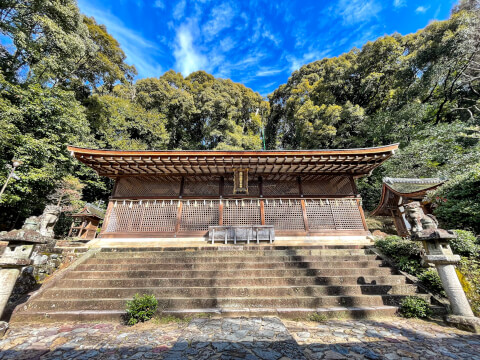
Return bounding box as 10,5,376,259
0,229,49,245
410,228,458,242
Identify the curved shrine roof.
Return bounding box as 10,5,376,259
67,144,399,178
371,177,445,216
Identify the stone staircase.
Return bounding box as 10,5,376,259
13,245,444,322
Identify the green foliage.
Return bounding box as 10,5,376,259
399,296,432,318
308,312,328,322
449,230,479,257
125,294,158,326
428,166,480,233
457,257,480,316
418,268,446,296
375,237,422,275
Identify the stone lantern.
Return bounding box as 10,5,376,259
404,202,480,332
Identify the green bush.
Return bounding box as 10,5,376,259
375,237,422,276
399,296,432,318
450,230,479,257
457,258,480,317
429,165,480,234
418,268,446,296
125,294,158,326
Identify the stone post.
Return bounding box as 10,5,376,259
0,230,48,336
404,202,480,333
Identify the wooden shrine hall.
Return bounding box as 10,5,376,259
68,144,399,243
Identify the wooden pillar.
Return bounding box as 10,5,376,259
175,201,183,234
301,199,309,232
297,176,303,197
258,176,263,197
99,200,114,237
357,198,368,231
218,201,224,225
260,200,265,225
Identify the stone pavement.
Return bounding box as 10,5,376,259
0,317,479,359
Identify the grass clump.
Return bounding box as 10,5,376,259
125,293,158,326
399,296,432,318
308,312,328,322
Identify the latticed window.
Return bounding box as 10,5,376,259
179,200,219,231
114,176,181,197
264,199,305,230
301,175,354,196
223,200,261,225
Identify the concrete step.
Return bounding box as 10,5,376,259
25,294,433,312
93,249,373,259
55,275,410,288
75,260,386,271
42,284,423,299
85,254,380,264
12,306,400,322
65,267,396,279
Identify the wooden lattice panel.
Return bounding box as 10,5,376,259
223,201,261,225
180,200,219,231
114,176,181,197
331,201,365,230
106,201,177,232
224,178,260,196
305,199,364,230
302,175,354,196
183,177,219,197
262,180,299,196
305,199,336,230
264,199,305,230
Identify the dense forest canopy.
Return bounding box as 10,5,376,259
0,0,479,232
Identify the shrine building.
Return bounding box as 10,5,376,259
68,144,399,244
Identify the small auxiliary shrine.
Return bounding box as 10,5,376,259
68,145,398,239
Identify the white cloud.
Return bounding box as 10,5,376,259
154,0,165,9
337,0,381,25
287,50,331,72
393,0,406,8
173,0,187,20
77,0,162,78
203,3,236,42
415,6,429,13
174,24,208,75
219,37,236,52
256,67,284,77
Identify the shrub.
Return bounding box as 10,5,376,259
399,296,432,318
457,258,480,317
429,165,480,234
450,230,479,257
125,294,158,325
418,268,445,296
375,237,422,276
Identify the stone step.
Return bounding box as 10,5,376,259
98,245,367,253
12,306,399,322
41,284,423,299
25,294,432,312
75,260,386,271
93,249,373,259
56,275,410,288
85,254,380,264
65,267,396,279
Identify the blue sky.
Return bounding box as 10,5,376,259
78,0,457,96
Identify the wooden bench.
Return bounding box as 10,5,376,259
208,225,275,245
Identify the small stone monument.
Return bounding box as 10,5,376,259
404,202,480,332
0,205,59,335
